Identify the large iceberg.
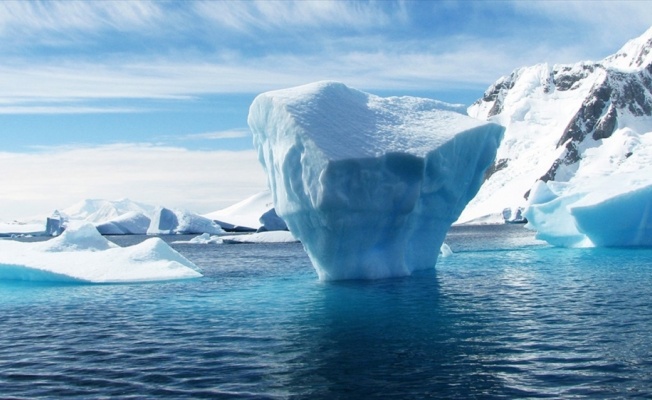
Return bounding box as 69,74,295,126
0,222,202,283
248,81,503,280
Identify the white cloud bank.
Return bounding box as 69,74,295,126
0,144,268,221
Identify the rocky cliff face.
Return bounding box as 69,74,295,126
458,27,652,224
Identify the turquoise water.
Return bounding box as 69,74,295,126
1,225,652,398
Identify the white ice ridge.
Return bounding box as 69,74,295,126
249,81,503,280
0,222,202,283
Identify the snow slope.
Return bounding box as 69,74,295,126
203,190,287,232
460,26,652,245
249,81,503,280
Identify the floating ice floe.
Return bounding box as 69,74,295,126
221,231,298,244
249,81,503,280
0,222,202,283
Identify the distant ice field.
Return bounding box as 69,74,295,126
2,225,652,398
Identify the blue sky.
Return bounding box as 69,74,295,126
1,0,651,220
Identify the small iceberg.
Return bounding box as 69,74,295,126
439,242,453,258
0,222,202,283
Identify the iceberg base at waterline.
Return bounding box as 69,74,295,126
0,222,202,283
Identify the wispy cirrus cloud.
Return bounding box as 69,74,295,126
194,0,406,33
0,0,163,39
0,0,649,115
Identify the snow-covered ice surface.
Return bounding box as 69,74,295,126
249,81,503,280
460,27,652,233
0,222,202,283
0,222,44,236
203,190,286,232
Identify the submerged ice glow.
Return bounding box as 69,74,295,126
249,81,503,280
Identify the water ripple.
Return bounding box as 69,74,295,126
1,227,652,398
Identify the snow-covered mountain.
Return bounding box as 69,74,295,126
459,26,652,225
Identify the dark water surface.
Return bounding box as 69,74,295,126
1,225,652,398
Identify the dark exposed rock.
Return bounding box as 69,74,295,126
553,63,598,91
593,104,618,140
543,61,652,181
556,80,613,147
483,158,508,181
479,73,517,118
610,69,652,117
539,141,581,183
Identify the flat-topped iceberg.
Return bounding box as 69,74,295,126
248,81,503,280
0,222,202,283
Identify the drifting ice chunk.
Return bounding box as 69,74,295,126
249,81,503,280
0,222,201,283
46,210,66,236
439,243,453,258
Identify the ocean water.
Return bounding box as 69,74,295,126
1,225,652,399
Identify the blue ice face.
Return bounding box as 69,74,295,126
249,82,503,280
